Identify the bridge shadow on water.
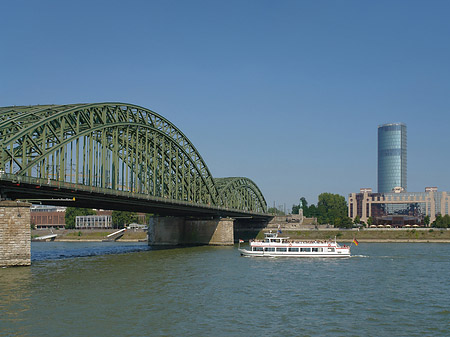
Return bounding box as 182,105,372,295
31,241,151,262
31,241,228,262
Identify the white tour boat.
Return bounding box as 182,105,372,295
238,231,351,258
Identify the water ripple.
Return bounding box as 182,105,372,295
0,242,449,336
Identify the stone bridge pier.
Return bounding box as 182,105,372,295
148,216,234,246
0,201,31,267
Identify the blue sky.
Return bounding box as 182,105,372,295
1,0,450,211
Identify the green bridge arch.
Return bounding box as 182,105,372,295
0,103,267,214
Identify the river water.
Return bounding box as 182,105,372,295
1,242,450,336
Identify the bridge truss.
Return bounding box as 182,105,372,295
0,103,267,216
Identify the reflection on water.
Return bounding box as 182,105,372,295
1,243,450,336
0,267,32,336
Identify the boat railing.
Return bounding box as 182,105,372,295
250,239,345,245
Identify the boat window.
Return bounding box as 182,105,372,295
300,248,311,252
253,247,263,251
264,239,269,243
288,247,299,252
327,248,335,252
277,247,287,252
264,247,275,252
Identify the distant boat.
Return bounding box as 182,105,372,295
238,231,351,258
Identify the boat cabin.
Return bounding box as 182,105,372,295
263,232,289,244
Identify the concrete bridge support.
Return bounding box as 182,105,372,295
148,217,234,246
0,201,31,267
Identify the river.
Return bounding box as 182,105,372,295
1,242,449,336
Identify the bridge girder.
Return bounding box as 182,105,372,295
0,103,268,214
214,177,267,214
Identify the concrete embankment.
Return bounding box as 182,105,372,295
33,228,450,243
32,229,148,242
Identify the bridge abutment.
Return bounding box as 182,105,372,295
0,201,31,267
148,217,234,246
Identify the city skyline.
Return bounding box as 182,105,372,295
2,1,450,208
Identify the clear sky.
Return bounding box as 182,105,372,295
2,0,450,211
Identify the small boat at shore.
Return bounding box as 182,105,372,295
238,231,351,258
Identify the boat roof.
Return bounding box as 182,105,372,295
264,232,289,239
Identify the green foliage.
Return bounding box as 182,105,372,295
424,215,430,226
268,207,285,215
432,214,450,228
291,197,318,218
337,216,353,228
367,216,374,226
291,204,301,214
64,207,96,229
353,215,361,225
293,194,350,227
112,210,138,229
316,193,348,226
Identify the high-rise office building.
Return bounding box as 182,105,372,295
378,123,407,193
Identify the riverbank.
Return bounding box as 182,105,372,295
32,228,450,243
32,229,148,242
252,228,450,242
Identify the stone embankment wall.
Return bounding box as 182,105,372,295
0,201,31,266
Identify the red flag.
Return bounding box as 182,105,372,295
353,238,359,246
239,239,244,243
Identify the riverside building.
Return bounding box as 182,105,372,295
75,215,112,229
348,187,450,226
378,123,407,193
31,205,66,229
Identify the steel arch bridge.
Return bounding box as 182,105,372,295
0,103,268,217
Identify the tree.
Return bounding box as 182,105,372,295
65,207,96,229
444,215,450,228
434,214,450,228
308,204,318,218
291,204,301,215
431,214,450,228
112,210,138,229
367,216,374,227
353,215,361,225
340,216,353,228
316,193,348,226
424,215,430,227
268,207,285,216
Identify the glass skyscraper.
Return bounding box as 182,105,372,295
378,123,407,193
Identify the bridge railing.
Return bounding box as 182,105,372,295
0,172,268,216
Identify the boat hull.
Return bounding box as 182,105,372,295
238,248,350,258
